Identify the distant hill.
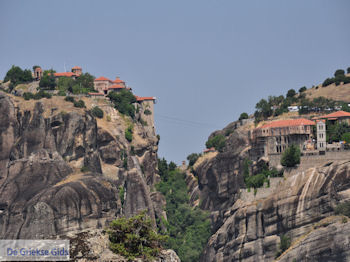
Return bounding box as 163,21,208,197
304,77,350,102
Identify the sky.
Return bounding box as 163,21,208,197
1,1,350,163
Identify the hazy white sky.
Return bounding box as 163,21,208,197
1,1,350,163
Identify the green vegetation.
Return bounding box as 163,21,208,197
187,153,201,167
57,73,95,94
65,96,75,103
335,201,350,217
156,159,211,262
299,86,307,93
281,144,300,167
91,106,104,118
107,211,167,261
144,109,152,115
205,134,226,152
275,234,291,258
327,122,350,143
118,186,125,205
23,91,52,100
322,68,350,87
39,70,57,90
125,125,133,142
108,90,137,118
239,112,249,120
73,99,85,108
341,132,350,143
4,65,33,90
80,166,90,173
243,158,283,189
286,89,296,98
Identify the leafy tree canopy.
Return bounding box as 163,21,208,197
239,112,249,120
107,211,167,261
286,89,296,98
187,153,201,167
4,65,33,88
281,144,300,167
108,89,137,118
206,134,226,152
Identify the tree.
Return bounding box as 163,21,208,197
281,144,300,167
334,69,345,77
32,65,40,71
108,90,137,118
341,132,350,143
73,100,85,108
57,76,75,92
39,70,56,89
299,86,307,93
73,73,95,93
107,211,167,261
3,65,33,88
91,106,104,118
206,134,226,152
286,89,296,98
239,112,249,120
125,125,133,142
255,98,272,119
187,153,201,167
347,67,350,74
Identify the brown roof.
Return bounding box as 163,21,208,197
54,72,76,77
319,110,350,119
135,96,156,101
95,76,110,81
72,66,82,70
260,118,315,129
88,92,104,96
108,84,125,89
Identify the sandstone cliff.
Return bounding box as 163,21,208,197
194,120,350,262
0,92,175,260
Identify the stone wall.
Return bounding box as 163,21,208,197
269,150,350,171
239,177,284,202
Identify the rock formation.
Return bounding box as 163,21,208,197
0,91,171,260
194,120,350,261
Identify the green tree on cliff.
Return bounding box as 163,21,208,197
281,144,300,167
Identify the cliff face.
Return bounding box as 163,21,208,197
0,92,163,240
194,120,350,262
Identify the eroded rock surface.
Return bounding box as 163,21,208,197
0,92,163,241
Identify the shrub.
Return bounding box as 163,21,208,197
39,70,56,90
205,134,226,152
108,90,137,118
239,112,248,120
106,115,111,122
286,89,296,98
187,153,201,167
335,201,350,217
23,92,34,100
299,86,307,93
341,132,350,143
118,186,125,205
347,67,350,74
4,65,33,87
281,144,300,167
91,106,104,118
144,109,152,115
65,96,75,103
334,69,345,77
58,90,66,96
125,125,133,142
275,235,291,258
107,211,167,261
73,100,85,108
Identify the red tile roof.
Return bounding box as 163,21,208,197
112,77,125,83
95,76,110,81
108,84,125,89
135,96,156,101
54,72,76,77
203,147,215,153
260,118,315,129
319,111,350,119
72,66,82,69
